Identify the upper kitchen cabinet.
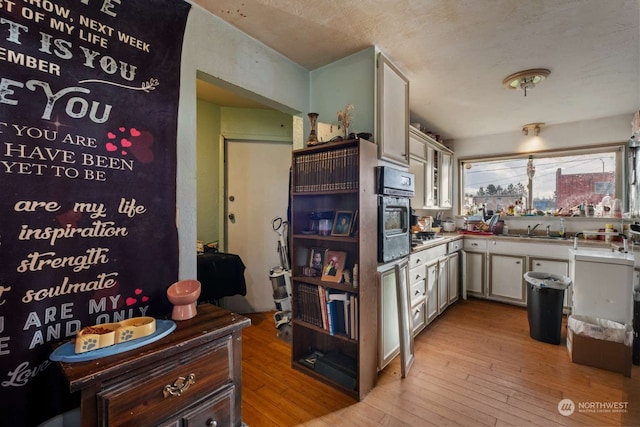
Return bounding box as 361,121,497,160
308,48,410,167
377,53,410,166
409,126,454,209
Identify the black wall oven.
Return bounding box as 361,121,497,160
376,166,415,263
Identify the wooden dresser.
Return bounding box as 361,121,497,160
56,303,251,426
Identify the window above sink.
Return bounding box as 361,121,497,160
459,145,624,217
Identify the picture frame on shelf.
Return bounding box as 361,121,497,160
321,250,347,283
331,211,353,236
309,248,327,276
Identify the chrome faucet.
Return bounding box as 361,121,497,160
573,232,584,249
527,223,542,235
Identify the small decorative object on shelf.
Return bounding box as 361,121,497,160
337,104,354,138
306,112,320,146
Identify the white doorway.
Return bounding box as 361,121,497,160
223,140,292,313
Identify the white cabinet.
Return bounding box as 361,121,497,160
437,257,449,313
425,145,437,208
409,126,453,209
530,258,571,309
378,266,400,370
377,53,409,166
426,260,439,323
447,251,460,304
439,152,453,209
463,238,486,297
464,251,485,296
409,158,426,209
488,254,526,303
409,263,427,335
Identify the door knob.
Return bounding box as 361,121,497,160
228,213,236,223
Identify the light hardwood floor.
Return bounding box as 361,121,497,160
241,298,640,426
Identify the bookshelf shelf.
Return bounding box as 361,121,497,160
292,234,358,244
290,139,378,400
292,319,357,343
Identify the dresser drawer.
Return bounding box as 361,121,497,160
98,335,234,426
179,385,236,427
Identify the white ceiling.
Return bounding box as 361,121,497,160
193,0,640,140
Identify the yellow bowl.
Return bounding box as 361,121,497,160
431,227,442,233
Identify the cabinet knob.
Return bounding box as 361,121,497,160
206,420,218,427
471,243,478,247
515,261,521,265
535,263,541,266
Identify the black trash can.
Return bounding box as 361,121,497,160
524,272,572,345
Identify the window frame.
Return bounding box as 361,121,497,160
457,143,626,216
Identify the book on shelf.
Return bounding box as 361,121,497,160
296,282,323,328
296,282,358,339
293,146,359,192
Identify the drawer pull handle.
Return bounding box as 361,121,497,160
206,420,218,427
163,373,196,398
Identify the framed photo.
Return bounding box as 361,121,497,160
331,211,353,236
309,248,326,275
321,251,347,283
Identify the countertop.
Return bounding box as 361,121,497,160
411,231,630,253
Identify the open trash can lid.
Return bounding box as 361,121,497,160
524,271,571,290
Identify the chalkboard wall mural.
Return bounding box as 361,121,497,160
0,0,190,424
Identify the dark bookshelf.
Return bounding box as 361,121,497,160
290,138,378,400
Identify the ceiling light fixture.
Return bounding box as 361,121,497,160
522,123,544,136
503,69,550,96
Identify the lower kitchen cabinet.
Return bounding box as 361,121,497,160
447,251,460,304
489,253,526,303
464,251,485,296
409,263,428,335
437,257,449,313
426,260,439,323
378,266,400,370
378,239,461,370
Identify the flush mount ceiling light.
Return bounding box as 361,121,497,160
503,69,550,96
522,123,544,136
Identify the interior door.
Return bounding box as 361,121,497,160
225,140,292,313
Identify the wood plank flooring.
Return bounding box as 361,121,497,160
241,298,640,426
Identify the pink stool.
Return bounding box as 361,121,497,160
167,280,201,320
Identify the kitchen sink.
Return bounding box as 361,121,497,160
501,234,569,241
528,235,569,240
